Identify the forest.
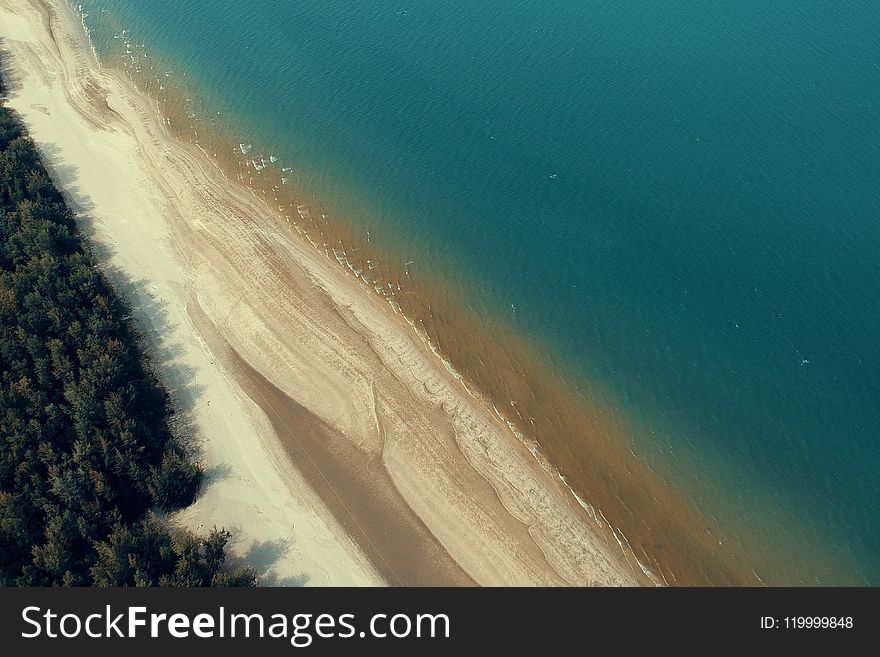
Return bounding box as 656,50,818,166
0,69,254,586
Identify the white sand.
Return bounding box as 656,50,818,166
0,0,640,586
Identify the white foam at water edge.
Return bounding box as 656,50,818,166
486,417,639,584
567,483,598,521
613,525,664,585
278,209,630,578
71,1,100,61
438,355,459,379
550,466,664,585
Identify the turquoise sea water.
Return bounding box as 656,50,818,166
77,1,879,584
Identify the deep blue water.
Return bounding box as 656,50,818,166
78,1,880,583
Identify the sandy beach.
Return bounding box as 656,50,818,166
0,0,641,586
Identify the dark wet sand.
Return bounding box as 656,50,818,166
228,348,475,587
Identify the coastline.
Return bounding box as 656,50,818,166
77,3,784,586
0,0,640,585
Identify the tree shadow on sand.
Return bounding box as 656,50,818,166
200,463,233,493
243,539,310,587
23,134,208,475
38,139,207,458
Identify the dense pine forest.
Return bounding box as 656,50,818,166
0,69,254,586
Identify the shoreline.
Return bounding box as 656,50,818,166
71,0,794,587
64,0,766,586
0,0,641,585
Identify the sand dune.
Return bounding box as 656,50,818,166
0,0,640,586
